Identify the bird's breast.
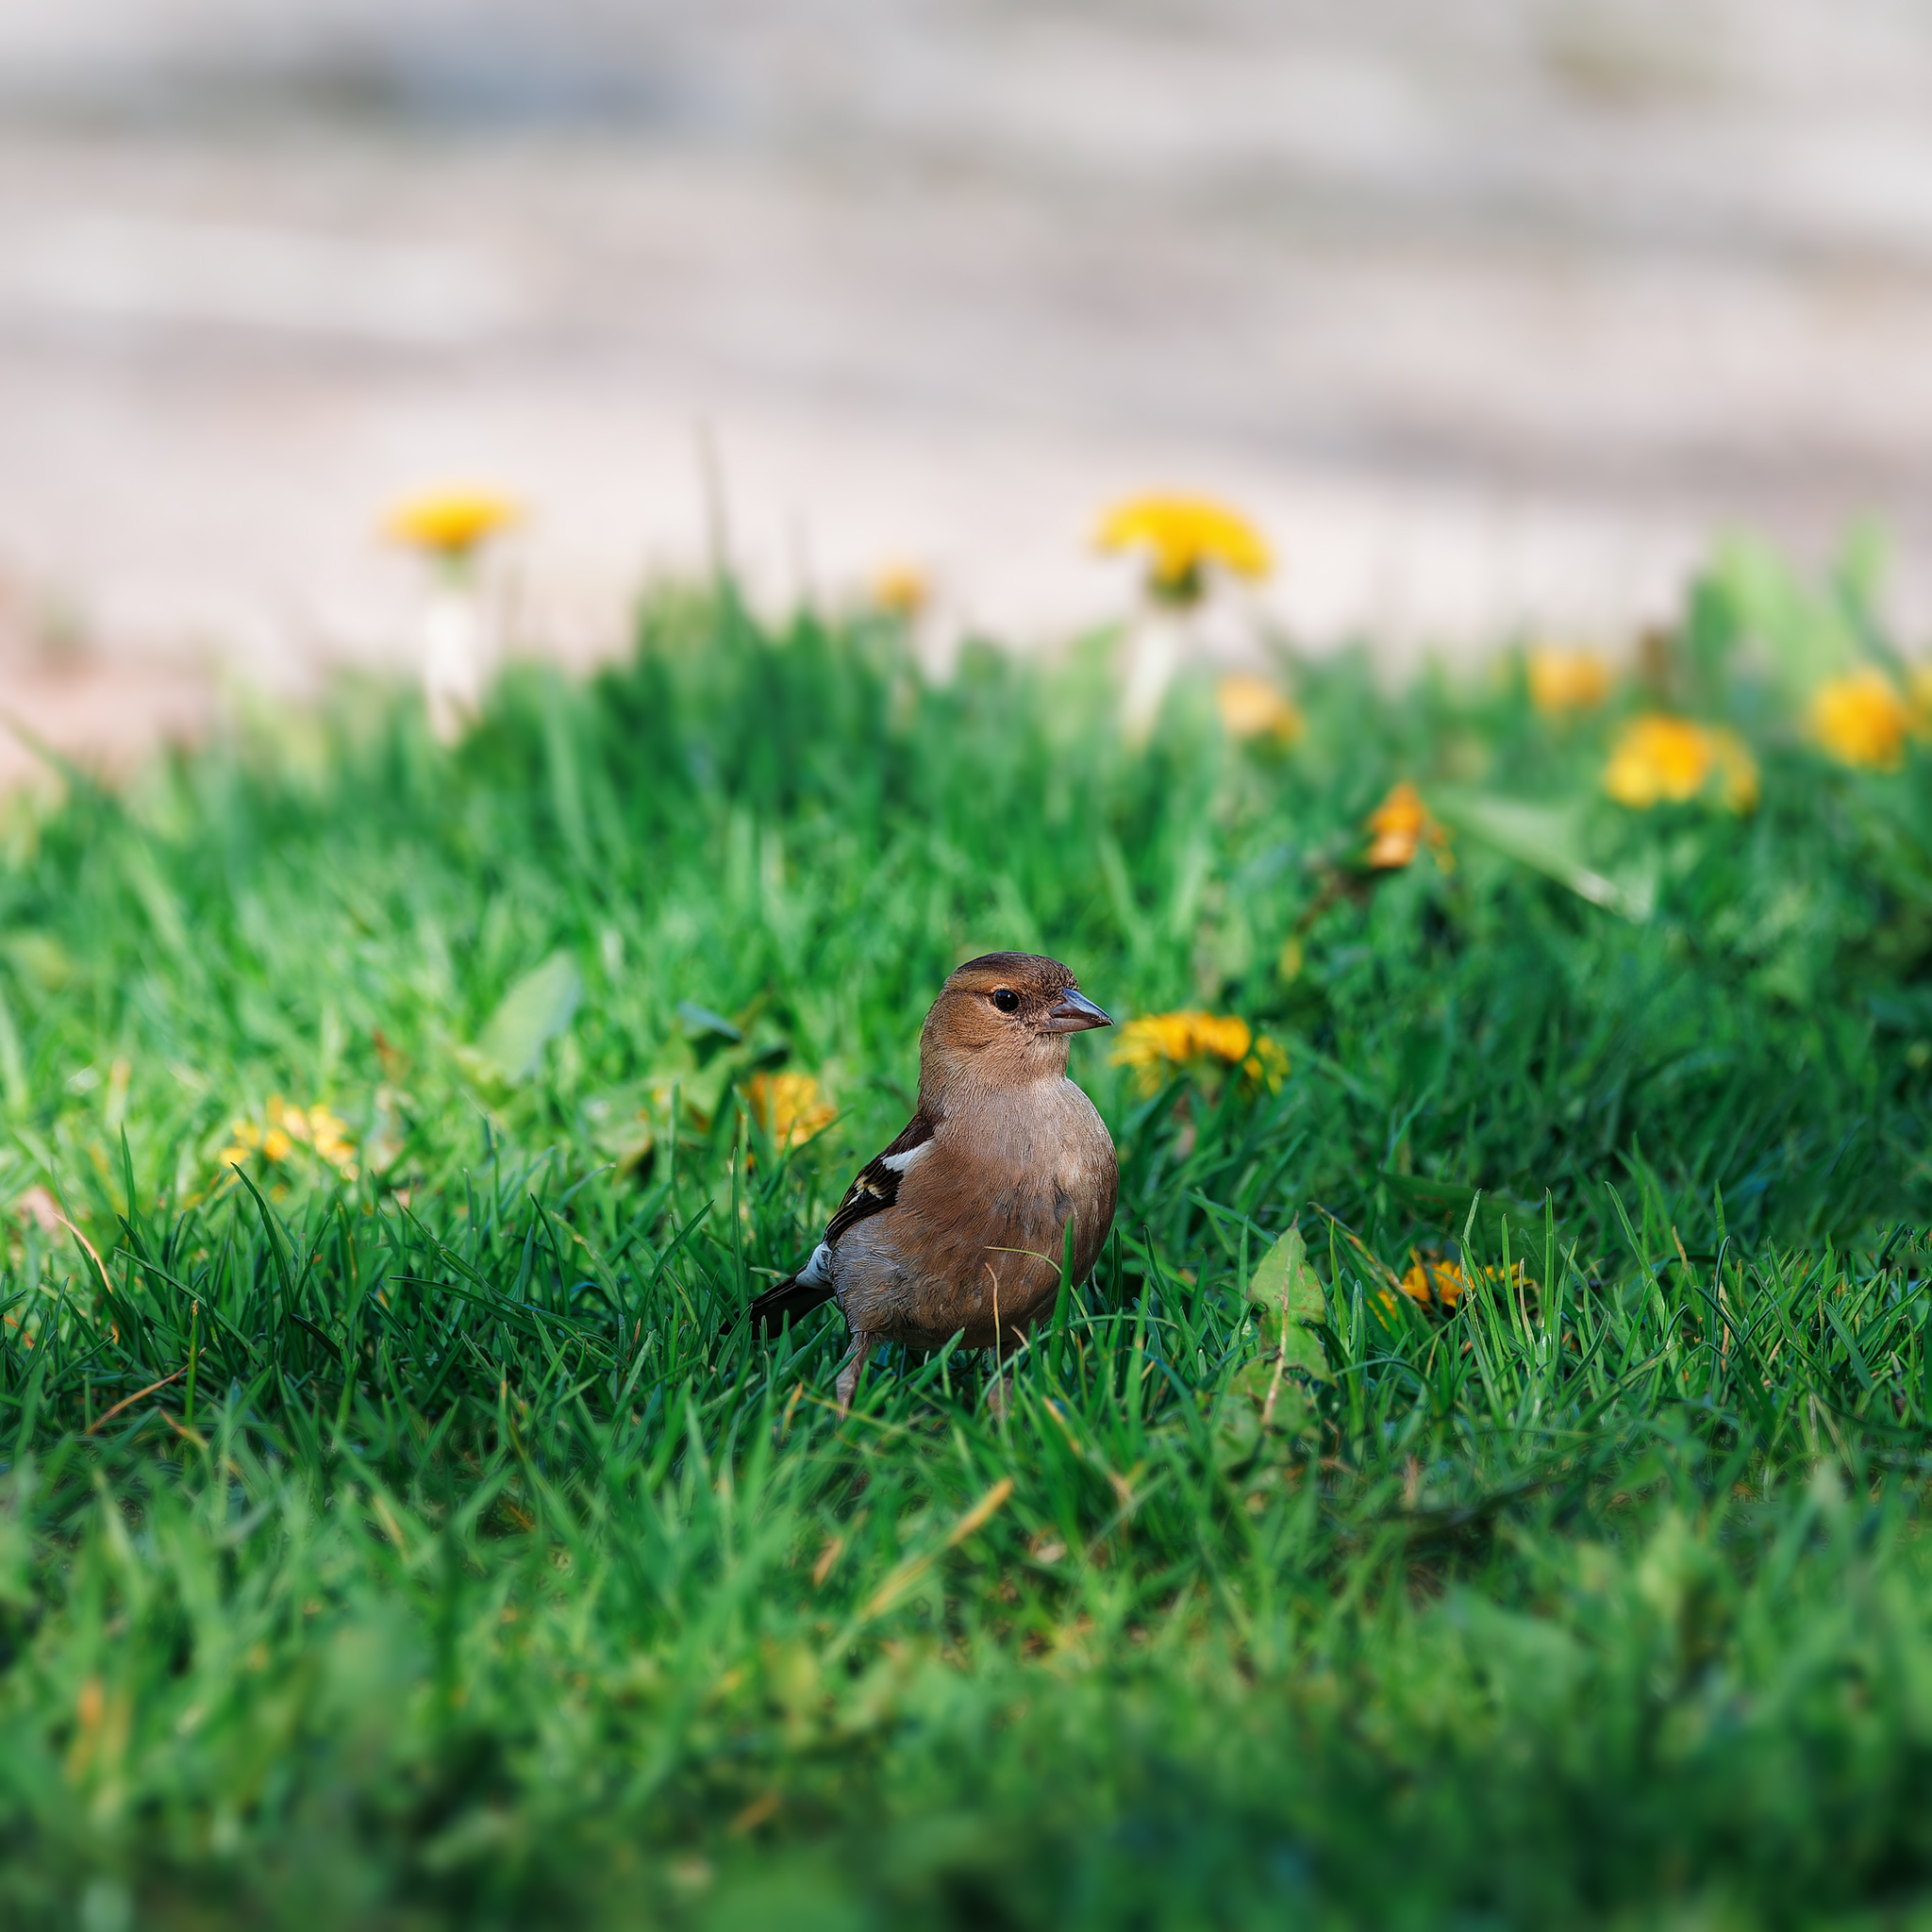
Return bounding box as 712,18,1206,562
834,1076,1117,1348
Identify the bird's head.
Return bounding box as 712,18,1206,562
920,952,1111,1099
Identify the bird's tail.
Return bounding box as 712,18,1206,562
741,1273,838,1337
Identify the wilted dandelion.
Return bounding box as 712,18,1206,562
1215,675,1304,746
744,1071,836,1152
1365,782,1453,872
1604,715,1757,811
1526,647,1611,715
1111,1010,1288,1097
219,1097,358,1182
1810,668,1910,771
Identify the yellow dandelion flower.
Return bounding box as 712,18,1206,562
1215,675,1305,745
384,490,521,560
1601,716,1758,812
1114,1013,1206,1078
1810,668,1910,771
1399,1254,1527,1311
1241,1035,1291,1094
1526,647,1612,715
1603,715,1715,808
871,563,929,619
1112,1010,1286,1096
304,1106,358,1175
1401,1256,1470,1309
1190,1013,1255,1063
1096,495,1272,604
745,1070,836,1152
1365,782,1453,872
218,1097,358,1180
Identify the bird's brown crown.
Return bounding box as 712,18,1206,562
946,952,1077,1006
920,953,1107,1099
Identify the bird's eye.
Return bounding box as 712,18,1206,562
991,988,1021,1013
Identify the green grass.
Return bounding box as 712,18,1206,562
2,557,1931,1929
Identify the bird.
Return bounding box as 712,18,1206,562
742,952,1119,1414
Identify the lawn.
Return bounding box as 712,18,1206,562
2,544,1930,1929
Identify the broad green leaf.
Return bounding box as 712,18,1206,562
1209,1390,1260,1471
1245,1224,1329,1381
1432,791,1655,924
475,953,583,1084
1227,1358,1314,1431
1213,1366,1313,1471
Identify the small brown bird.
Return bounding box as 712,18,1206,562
744,952,1119,1412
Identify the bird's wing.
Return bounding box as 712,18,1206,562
823,1108,937,1245
741,1109,936,1335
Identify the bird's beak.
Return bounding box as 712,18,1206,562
1043,987,1111,1033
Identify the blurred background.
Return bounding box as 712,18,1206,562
6,0,1932,774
